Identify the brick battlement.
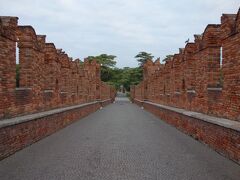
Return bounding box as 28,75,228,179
0,17,116,120
0,17,116,159
131,8,240,164
131,8,240,122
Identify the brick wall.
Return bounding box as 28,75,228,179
141,101,240,164
131,9,240,164
131,9,240,121
0,16,116,159
0,101,112,160
0,16,116,120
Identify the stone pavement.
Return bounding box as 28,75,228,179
0,97,239,180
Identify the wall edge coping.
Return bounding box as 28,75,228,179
207,87,223,91
0,99,111,129
15,88,32,91
134,99,240,132
100,99,112,103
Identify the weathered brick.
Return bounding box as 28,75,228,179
131,8,240,121
131,8,240,164
0,16,116,159
0,16,116,119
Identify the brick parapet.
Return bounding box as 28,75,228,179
130,8,240,164
133,99,240,164
131,8,240,121
0,99,112,160
0,17,115,120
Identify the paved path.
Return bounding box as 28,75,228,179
0,97,240,180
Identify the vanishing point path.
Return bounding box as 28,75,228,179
0,97,240,180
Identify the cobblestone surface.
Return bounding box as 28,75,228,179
0,97,240,180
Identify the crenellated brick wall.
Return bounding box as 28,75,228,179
131,9,240,122
131,9,240,164
0,16,116,120
0,16,116,159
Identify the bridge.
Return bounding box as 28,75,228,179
1,8,240,180
0,95,240,179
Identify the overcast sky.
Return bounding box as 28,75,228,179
0,0,239,67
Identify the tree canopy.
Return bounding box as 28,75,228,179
86,54,117,82
162,55,173,62
134,51,154,67
106,67,143,91
86,54,116,68
83,52,152,91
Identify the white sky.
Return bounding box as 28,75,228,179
0,0,239,67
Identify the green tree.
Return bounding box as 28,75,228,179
107,67,143,91
86,54,117,81
125,67,143,91
162,55,173,62
87,54,116,68
85,53,143,91
135,51,154,67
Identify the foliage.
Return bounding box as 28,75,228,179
106,67,143,91
87,54,116,68
84,53,144,91
86,54,117,82
135,51,154,67
162,55,174,62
